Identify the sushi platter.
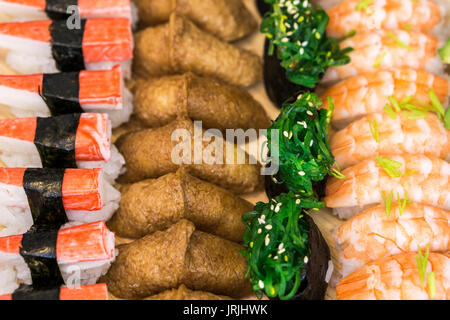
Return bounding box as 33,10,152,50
0,0,448,302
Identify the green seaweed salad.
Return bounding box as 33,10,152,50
242,92,336,300
261,0,352,88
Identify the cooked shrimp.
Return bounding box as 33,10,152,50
336,252,450,300
320,68,450,128
322,29,444,83
335,203,450,277
330,112,450,169
326,0,443,38
324,154,450,219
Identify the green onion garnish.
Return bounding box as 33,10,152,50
397,192,411,216
376,157,404,178
401,24,413,31
369,119,380,143
416,245,430,285
387,31,412,50
383,103,398,119
372,52,386,69
438,38,450,64
355,0,373,13
427,272,436,299
444,108,450,130
429,88,445,121
382,190,393,217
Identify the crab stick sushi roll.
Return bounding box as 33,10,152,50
336,252,450,300
0,66,133,127
0,18,133,78
326,0,445,38
330,112,450,169
324,154,450,219
0,283,109,300
0,0,136,22
0,168,120,237
0,221,116,295
321,69,450,129
0,114,125,182
321,29,446,84
334,203,450,277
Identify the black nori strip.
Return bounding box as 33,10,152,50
45,0,78,20
33,114,80,168
41,72,83,116
11,284,61,300
50,19,86,72
23,168,68,227
19,225,65,290
263,39,309,109
256,0,271,17
294,215,330,300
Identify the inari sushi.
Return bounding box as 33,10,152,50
0,66,133,127
0,167,120,237
324,154,450,219
0,114,125,182
0,221,116,295
0,0,135,21
0,283,109,300
0,18,133,77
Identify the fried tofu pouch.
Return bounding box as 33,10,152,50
131,73,271,130
115,117,263,194
108,168,252,242
133,0,257,42
144,285,232,300
134,13,262,87
103,220,252,299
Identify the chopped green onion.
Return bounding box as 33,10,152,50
444,108,450,130
382,190,393,217
401,24,413,31
438,38,450,64
355,0,373,13
376,157,403,178
369,119,380,143
427,272,436,299
331,168,346,180
383,103,398,119
387,31,412,50
429,88,445,120
326,97,335,130
372,52,386,69
416,245,430,285
388,96,401,112
397,192,411,216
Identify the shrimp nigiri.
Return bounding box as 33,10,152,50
322,29,445,84
330,112,450,169
335,203,450,277
336,252,450,300
320,68,450,128
324,154,450,219
326,0,443,38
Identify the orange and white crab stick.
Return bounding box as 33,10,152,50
0,18,133,77
0,221,116,295
0,168,120,237
0,283,109,300
0,66,132,127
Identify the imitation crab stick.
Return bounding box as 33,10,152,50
0,18,133,77
0,167,120,237
0,221,116,295
0,113,125,181
0,66,133,127
0,0,135,21
0,283,109,300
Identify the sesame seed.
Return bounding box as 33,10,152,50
257,228,262,234
307,110,313,116
265,224,273,230
283,131,289,137
310,140,314,147
259,280,264,289
265,234,270,246
304,256,309,264
298,171,306,176
299,48,304,55
296,199,301,204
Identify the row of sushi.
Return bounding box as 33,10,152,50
0,0,139,300
316,0,449,300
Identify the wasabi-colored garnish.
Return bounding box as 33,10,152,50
416,245,430,285
369,119,380,143
372,52,386,69
242,192,324,300
397,192,411,216
427,272,436,299
267,92,335,197
261,0,352,88
438,38,450,64
355,0,373,13
382,190,393,217
376,157,403,178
